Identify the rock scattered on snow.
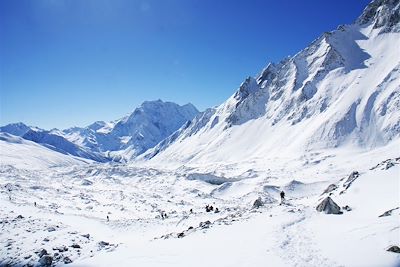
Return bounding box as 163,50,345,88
321,184,338,195
82,233,90,239
316,197,343,214
386,245,400,253
53,245,68,252
370,158,399,170
252,197,263,209
38,255,52,266
47,226,56,232
177,232,185,238
53,252,62,261
63,256,73,264
199,220,211,229
342,205,352,211
38,248,48,257
98,241,110,247
379,207,400,217
343,171,360,190
71,243,81,249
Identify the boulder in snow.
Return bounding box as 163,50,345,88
53,245,68,252
82,233,90,239
98,241,110,247
199,221,211,229
316,197,343,214
387,245,400,253
343,171,360,189
252,197,264,209
379,207,400,217
38,255,53,266
70,243,81,249
342,205,352,211
321,184,338,195
177,232,185,238
63,256,73,264
38,249,48,258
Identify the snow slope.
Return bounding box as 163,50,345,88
1,149,398,266
0,133,88,170
22,130,110,163
143,0,400,168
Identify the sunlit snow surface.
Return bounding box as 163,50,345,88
1,138,399,266
1,0,400,266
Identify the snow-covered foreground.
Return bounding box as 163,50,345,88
1,143,399,267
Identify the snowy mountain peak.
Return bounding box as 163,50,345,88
111,100,199,157
234,76,259,101
55,100,200,160
145,0,400,164
257,63,278,85
0,122,37,137
87,121,107,131
357,0,400,32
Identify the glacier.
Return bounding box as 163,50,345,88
0,0,399,266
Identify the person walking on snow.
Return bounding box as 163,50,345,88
280,191,285,204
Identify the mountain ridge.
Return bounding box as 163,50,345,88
141,0,400,165
0,100,199,162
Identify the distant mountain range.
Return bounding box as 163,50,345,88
1,0,399,165
0,100,199,162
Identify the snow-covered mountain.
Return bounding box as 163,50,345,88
0,100,198,162
143,0,400,165
61,100,199,159
0,122,41,137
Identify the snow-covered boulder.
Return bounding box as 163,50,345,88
316,197,343,214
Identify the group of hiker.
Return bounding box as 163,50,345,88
104,191,286,222
205,204,219,213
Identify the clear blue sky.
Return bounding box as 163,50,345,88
0,0,371,129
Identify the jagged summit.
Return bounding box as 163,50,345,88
0,122,40,137
108,100,199,157
357,0,400,32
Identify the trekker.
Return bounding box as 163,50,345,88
280,191,285,204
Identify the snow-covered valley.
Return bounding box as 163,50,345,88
1,0,400,266
1,140,399,266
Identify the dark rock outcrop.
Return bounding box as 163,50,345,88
322,184,338,195
316,197,343,214
379,207,399,217
387,245,400,253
